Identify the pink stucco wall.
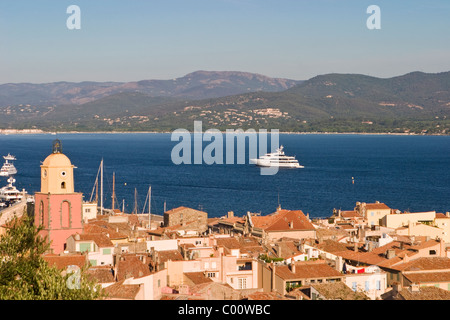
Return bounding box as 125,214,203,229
34,192,83,254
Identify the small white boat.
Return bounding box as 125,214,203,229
250,145,304,168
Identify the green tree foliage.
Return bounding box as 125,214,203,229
0,215,104,300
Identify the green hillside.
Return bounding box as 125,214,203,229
1,71,450,134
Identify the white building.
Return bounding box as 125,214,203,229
344,265,387,300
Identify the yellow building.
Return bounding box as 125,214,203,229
356,202,392,227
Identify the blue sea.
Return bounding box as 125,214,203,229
0,133,449,218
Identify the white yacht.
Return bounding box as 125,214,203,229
0,154,29,210
0,177,24,204
250,145,304,168
0,154,18,176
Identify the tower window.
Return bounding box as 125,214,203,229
61,182,66,189
39,201,45,227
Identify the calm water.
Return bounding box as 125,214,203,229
0,133,449,218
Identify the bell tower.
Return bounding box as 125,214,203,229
34,140,83,254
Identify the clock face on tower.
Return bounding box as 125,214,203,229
42,169,47,179
60,170,67,179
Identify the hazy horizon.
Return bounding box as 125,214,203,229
1,69,450,86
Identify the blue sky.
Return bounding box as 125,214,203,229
0,0,449,83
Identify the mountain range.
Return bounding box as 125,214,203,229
0,71,301,106
1,70,449,134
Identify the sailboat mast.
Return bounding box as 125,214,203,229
133,188,138,215
95,177,98,203
100,159,104,215
112,172,115,211
148,186,152,227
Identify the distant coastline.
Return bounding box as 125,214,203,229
1,128,449,136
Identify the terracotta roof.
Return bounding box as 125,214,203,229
217,216,245,225
272,240,304,259
189,281,235,295
238,236,262,248
275,260,342,280
76,233,114,248
340,211,360,218
116,255,151,281
316,239,353,253
365,203,390,210
84,222,128,239
157,250,184,264
311,282,369,300
238,240,266,258
285,287,311,300
251,210,315,232
104,280,142,300
184,272,214,285
247,291,290,300
164,206,207,216
43,254,88,270
435,213,450,219
216,237,241,250
391,257,450,272
404,271,450,284
397,286,450,300
333,239,442,269
316,228,348,239
85,266,115,283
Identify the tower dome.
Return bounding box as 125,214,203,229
42,152,72,167
40,140,75,194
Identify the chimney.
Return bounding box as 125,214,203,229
386,249,396,259
409,283,420,293
271,263,276,292
393,282,402,294
276,243,283,258
289,261,296,274
298,239,305,252
227,211,234,219
446,212,450,218
335,256,343,272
